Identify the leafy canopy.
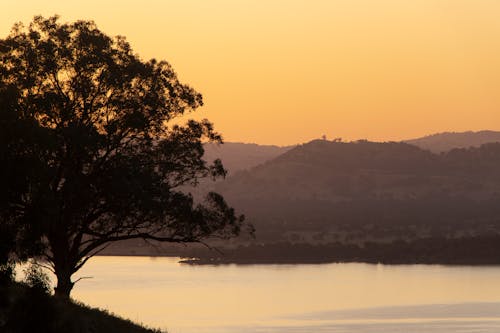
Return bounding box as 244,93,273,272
0,15,247,295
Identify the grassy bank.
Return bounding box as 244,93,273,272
0,282,163,333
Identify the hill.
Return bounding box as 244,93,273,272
201,131,500,176
213,139,500,244
405,130,500,152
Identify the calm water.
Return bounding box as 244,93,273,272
66,256,500,333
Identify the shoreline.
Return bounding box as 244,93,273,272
98,235,500,266
94,253,500,267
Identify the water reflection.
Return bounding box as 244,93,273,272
70,257,500,332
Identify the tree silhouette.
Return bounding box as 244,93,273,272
0,16,247,298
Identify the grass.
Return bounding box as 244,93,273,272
0,281,164,333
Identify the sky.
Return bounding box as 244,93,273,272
2,1,500,145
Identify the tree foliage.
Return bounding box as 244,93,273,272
0,15,247,297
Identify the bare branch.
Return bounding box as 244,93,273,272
73,276,93,284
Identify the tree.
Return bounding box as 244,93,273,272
0,16,248,298
0,94,45,275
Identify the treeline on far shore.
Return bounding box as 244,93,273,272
178,235,500,265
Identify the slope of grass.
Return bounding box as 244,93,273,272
0,282,163,333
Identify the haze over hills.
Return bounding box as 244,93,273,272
203,142,293,175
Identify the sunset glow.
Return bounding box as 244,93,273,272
3,0,500,144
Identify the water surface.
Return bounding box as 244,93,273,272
69,257,500,332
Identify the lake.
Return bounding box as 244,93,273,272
68,256,500,333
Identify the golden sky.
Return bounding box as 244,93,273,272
3,1,500,145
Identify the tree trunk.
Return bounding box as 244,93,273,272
49,231,76,299
54,269,74,299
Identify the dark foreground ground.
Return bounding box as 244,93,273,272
0,282,162,333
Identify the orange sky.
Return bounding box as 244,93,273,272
2,1,500,145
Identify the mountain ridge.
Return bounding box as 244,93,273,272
212,139,500,244
206,131,500,175
404,130,500,153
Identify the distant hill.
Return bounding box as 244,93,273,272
213,139,500,243
216,139,438,202
202,131,500,176
405,130,500,153
107,138,500,263
203,142,293,175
